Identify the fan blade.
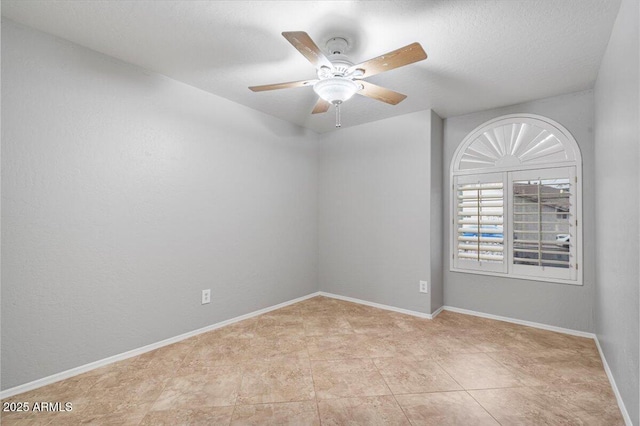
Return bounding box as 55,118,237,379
282,31,333,69
348,42,427,78
357,81,407,105
311,98,331,114
249,79,317,92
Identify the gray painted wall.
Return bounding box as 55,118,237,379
443,90,596,332
1,21,319,390
318,111,436,314
3,14,637,422
593,0,639,421
429,111,444,313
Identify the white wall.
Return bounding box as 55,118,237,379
318,110,440,314
1,20,319,390
443,90,596,332
593,0,639,422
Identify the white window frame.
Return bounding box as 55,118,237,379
450,114,583,285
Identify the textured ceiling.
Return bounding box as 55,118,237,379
1,0,621,133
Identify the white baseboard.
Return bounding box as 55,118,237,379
319,292,433,319
431,305,445,318
3,293,631,425
594,337,633,426
0,292,320,400
442,305,595,339
441,305,631,425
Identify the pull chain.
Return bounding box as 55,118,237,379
334,101,342,128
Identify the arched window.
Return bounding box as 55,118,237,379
450,114,582,285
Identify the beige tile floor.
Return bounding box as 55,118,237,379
1,296,624,425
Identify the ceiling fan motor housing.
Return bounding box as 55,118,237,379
325,37,354,76
328,54,354,76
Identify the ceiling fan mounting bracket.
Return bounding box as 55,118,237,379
325,37,350,55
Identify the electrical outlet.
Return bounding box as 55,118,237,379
201,289,211,304
419,281,428,293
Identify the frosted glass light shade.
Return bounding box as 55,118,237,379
313,78,360,104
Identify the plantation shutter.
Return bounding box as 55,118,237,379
453,173,507,273
450,115,582,285
509,167,577,281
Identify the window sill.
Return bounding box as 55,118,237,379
449,267,583,286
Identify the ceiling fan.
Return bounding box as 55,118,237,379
249,32,427,128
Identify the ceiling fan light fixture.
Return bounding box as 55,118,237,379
313,77,360,104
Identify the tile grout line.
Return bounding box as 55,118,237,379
228,362,244,426
293,308,322,424
433,357,503,425
136,339,207,426
464,389,504,426
432,355,504,426
306,322,327,425
433,357,466,391
369,355,415,425
155,348,190,424
305,332,323,425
